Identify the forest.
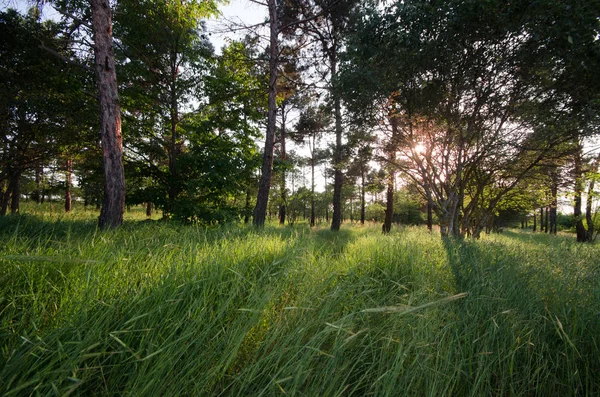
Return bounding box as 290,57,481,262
1,0,600,395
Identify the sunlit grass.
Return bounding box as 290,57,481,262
0,209,598,395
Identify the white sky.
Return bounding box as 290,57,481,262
207,0,268,53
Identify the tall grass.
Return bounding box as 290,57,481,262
1,209,598,396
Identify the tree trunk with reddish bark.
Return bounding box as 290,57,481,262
92,0,125,229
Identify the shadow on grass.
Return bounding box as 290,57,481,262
441,234,600,395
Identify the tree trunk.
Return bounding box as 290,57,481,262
146,202,153,218
1,182,9,216
279,105,287,225
65,158,72,213
360,170,365,225
383,111,399,234
533,209,537,232
92,0,125,229
310,157,316,227
585,154,599,241
40,163,45,203
244,187,252,224
9,171,21,214
585,177,595,241
425,184,433,232
383,174,394,234
330,50,343,231
253,0,278,228
573,145,587,242
550,174,557,234
34,160,42,204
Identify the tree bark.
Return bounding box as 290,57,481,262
1,182,9,216
65,158,72,213
383,111,399,234
167,50,181,212
383,174,394,234
253,0,278,228
585,154,599,241
92,0,126,229
585,177,595,241
279,105,287,225
34,160,42,204
360,170,365,225
310,156,316,227
146,202,153,218
330,48,343,231
9,171,21,214
427,198,433,232
573,144,587,242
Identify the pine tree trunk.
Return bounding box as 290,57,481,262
311,157,316,227
40,163,45,204
360,171,365,225
330,49,343,231
92,0,125,229
9,170,21,214
383,112,399,234
585,177,595,241
253,0,278,228
0,182,9,216
279,107,287,225
383,175,394,234
167,53,181,212
65,158,72,213
573,145,587,242
584,154,598,241
35,161,42,204
550,173,558,234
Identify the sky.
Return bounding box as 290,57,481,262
1,0,266,53
207,0,268,53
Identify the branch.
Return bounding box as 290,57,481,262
38,43,93,73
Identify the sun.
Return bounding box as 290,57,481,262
414,143,426,154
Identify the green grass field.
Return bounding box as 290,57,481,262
1,205,599,396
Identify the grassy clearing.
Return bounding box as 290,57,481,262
0,209,599,396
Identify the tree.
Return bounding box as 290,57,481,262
115,0,218,216
341,0,600,238
293,104,330,226
252,0,279,227
274,45,304,225
572,144,600,242
346,128,375,225
0,8,90,216
87,0,126,228
297,0,359,231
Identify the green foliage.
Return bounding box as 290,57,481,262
393,189,424,225
0,8,92,195
115,0,261,223
0,211,599,395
